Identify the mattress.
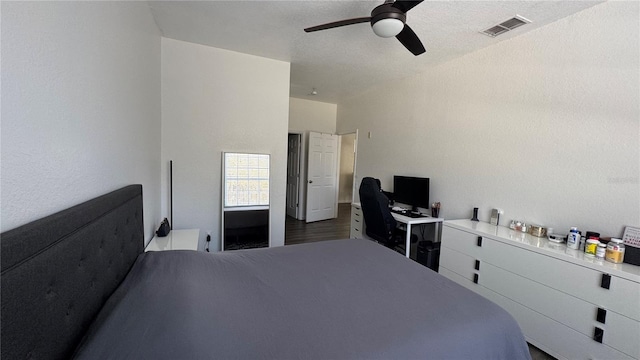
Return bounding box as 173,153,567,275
74,239,531,359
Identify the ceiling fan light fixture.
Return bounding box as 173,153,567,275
303,0,424,55
371,18,404,38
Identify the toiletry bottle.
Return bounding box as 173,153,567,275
567,227,580,250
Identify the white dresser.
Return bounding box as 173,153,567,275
440,220,640,360
145,229,200,252
350,203,364,239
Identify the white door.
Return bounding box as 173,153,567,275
286,134,301,218
306,132,338,223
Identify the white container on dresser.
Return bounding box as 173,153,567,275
350,203,364,239
440,220,640,360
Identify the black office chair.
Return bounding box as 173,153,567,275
359,177,415,251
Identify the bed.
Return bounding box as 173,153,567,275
1,185,531,359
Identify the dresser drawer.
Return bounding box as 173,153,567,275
350,215,362,229
440,268,635,360
442,226,484,259
440,246,478,283
350,218,363,239
350,205,362,218
445,252,640,357
350,204,364,239
482,238,640,321
481,261,598,339
443,220,640,360
604,310,640,359
483,286,635,360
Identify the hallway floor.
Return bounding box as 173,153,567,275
285,203,351,245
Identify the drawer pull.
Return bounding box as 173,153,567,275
596,308,607,324
354,213,360,217
475,260,480,271
593,327,604,343
477,236,483,247
354,219,360,223
473,273,479,284
354,228,359,232
600,274,611,290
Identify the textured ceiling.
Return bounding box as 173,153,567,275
149,1,603,104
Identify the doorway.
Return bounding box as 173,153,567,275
286,133,302,219
286,131,342,223
285,130,359,244
305,132,339,223
338,132,357,205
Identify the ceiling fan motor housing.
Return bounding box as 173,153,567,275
370,4,406,37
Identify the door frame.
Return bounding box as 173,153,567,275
286,133,301,219
288,130,358,221
337,130,359,207
286,131,306,220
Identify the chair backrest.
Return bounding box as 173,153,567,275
359,177,396,245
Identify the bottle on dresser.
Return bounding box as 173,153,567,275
566,227,581,250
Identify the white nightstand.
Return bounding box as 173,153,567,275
145,229,200,252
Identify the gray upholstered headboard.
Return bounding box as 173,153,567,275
1,185,144,359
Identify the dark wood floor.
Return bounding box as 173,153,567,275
285,203,351,245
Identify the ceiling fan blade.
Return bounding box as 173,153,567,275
391,0,423,13
304,17,371,33
396,24,426,55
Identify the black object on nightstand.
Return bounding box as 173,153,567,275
417,241,440,272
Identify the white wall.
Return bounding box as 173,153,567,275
289,97,337,134
288,97,338,218
337,1,639,237
1,2,162,240
161,38,290,251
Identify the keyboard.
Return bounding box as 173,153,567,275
390,209,426,218
404,212,426,218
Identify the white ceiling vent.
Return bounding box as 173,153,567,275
481,15,531,37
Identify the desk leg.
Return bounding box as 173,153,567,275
405,223,412,258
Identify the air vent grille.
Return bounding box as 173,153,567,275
484,25,509,37
481,15,531,37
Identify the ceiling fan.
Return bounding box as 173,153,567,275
304,0,426,56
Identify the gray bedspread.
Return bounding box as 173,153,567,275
74,239,531,360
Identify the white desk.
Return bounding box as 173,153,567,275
391,213,444,258
145,229,200,252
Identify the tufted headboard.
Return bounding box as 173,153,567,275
1,185,144,359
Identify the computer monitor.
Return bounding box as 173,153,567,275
393,176,430,211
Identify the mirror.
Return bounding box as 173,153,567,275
222,152,270,250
